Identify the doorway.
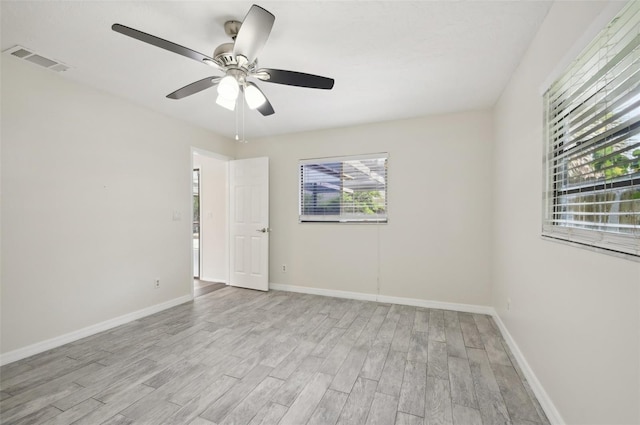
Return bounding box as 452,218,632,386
191,149,230,298
192,168,200,279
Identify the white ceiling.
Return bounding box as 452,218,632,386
1,1,552,140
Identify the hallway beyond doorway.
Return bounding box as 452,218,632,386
194,279,225,297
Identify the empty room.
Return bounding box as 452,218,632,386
1,1,639,425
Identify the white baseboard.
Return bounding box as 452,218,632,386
377,293,494,315
491,314,565,425
269,283,494,315
270,283,378,302
270,282,561,424
0,294,193,366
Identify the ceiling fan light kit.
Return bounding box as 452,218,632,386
217,74,240,100
215,94,236,111
245,83,267,109
111,3,335,125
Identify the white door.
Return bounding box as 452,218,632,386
229,157,269,291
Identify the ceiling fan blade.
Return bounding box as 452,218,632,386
256,68,334,89
257,97,275,116
233,5,275,63
166,77,221,100
250,83,275,116
112,24,222,70
241,83,274,115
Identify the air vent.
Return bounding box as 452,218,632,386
3,45,70,72
11,48,32,58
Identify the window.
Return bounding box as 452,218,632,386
543,1,640,257
299,153,388,223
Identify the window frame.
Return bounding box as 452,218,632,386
541,0,640,259
298,153,389,224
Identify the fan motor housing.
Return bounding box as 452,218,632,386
214,42,236,67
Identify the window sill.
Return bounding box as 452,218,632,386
299,220,388,225
540,233,640,263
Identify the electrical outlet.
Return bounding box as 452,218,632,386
507,298,511,311
155,279,160,288
281,264,287,273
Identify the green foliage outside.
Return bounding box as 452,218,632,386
588,145,640,180
341,191,386,215
631,149,640,173
303,190,385,215
193,195,199,222
564,144,640,230
592,145,635,179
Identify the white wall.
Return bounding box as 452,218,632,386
1,57,234,355
237,111,493,306
492,2,640,424
193,152,228,283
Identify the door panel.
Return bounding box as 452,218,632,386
251,236,261,274
229,157,269,291
234,236,245,273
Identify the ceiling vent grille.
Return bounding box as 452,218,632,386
3,45,70,72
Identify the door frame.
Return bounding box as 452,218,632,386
190,147,232,299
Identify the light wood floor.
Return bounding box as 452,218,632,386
0,287,550,425
193,280,226,298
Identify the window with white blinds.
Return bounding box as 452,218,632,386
299,153,388,223
542,0,640,257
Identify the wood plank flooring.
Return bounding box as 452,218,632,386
193,280,225,298
0,287,550,425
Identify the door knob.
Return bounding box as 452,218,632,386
256,227,271,233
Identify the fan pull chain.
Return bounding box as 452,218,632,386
242,90,247,143
235,95,239,141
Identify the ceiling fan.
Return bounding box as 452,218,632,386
112,4,334,117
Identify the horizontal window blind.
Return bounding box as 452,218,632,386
543,0,640,257
299,153,388,223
